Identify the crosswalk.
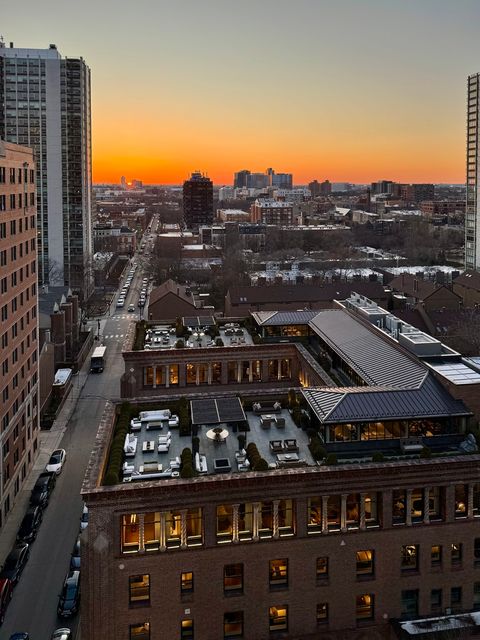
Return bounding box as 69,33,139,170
112,314,137,320
103,334,125,340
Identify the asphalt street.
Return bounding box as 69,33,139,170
1,252,150,639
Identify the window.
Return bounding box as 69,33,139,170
308,497,322,533
356,594,374,621
316,557,328,580
224,564,243,593
474,582,480,610
431,589,442,612
224,611,244,638
454,485,468,518
269,559,288,587
217,505,234,543
181,571,193,593
180,619,194,639
129,623,150,640
474,538,480,564
356,550,374,577
259,501,274,538
122,514,140,553
316,602,328,624
401,545,419,572
269,606,288,631
393,489,406,524
401,589,419,618
129,575,150,606
451,586,462,609
327,495,341,530
451,543,462,564
431,545,442,566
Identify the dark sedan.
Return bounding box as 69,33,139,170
69,537,80,570
17,506,43,543
0,543,29,586
30,471,56,508
57,571,80,618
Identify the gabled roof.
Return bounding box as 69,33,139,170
251,310,320,326
309,309,428,388
454,269,480,291
228,282,388,305
389,273,437,300
149,279,195,307
303,375,471,424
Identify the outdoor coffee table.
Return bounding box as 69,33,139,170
277,453,299,462
142,440,155,452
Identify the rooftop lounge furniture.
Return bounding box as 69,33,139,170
260,415,273,429
284,439,299,453
142,440,155,453
269,440,284,453
168,415,179,428
274,416,286,428
169,457,181,470
157,433,172,453
123,433,138,458
122,461,135,475
253,401,282,415
130,418,141,431
195,452,208,474
140,462,162,474
400,437,423,454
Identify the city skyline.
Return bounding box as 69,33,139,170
3,0,480,184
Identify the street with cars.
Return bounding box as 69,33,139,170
0,218,159,638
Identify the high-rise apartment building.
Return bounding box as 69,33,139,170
0,139,40,527
466,73,480,270
266,167,293,189
183,172,213,228
0,41,93,293
234,170,250,189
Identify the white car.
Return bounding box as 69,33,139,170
80,504,89,531
46,449,67,475
116,298,125,308
51,629,72,640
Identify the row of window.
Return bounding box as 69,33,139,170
0,167,35,185
1,369,38,433
127,584,480,639
0,192,36,211
0,288,37,324
121,487,480,553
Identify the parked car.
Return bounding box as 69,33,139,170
70,537,81,570
0,543,29,586
80,504,88,531
57,571,80,618
116,298,125,308
0,578,13,625
45,449,66,475
17,506,43,543
30,471,56,508
51,628,71,640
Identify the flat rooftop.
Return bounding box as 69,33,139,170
142,322,254,351
123,403,314,483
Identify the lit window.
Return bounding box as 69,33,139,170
224,611,243,638
269,559,288,587
269,606,288,631
316,557,328,580
356,594,374,620
356,550,374,576
129,575,150,605
181,571,193,593
217,505,234,543
122,514,140,553
307,497,322,533
180,619,194,639
431,545,442,566
316,602,328,624
454,485,467,518
451,543,462,564
224,564,243,593
129,622,150,640
401,545,419,571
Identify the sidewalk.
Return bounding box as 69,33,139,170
0,355,91,564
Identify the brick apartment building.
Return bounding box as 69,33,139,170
250,199,294,225
82,294,480,639
0,139,40,527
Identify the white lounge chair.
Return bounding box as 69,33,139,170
123,433,138,458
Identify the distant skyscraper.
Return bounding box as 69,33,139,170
309,179,331,197
120,176,127,189
267,167,293,189
466,73,480,270
0,41,93,294
234,170,250,189
183,172,213,228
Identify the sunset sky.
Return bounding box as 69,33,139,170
4,0,480,184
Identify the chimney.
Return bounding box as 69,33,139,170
413,278,418,293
